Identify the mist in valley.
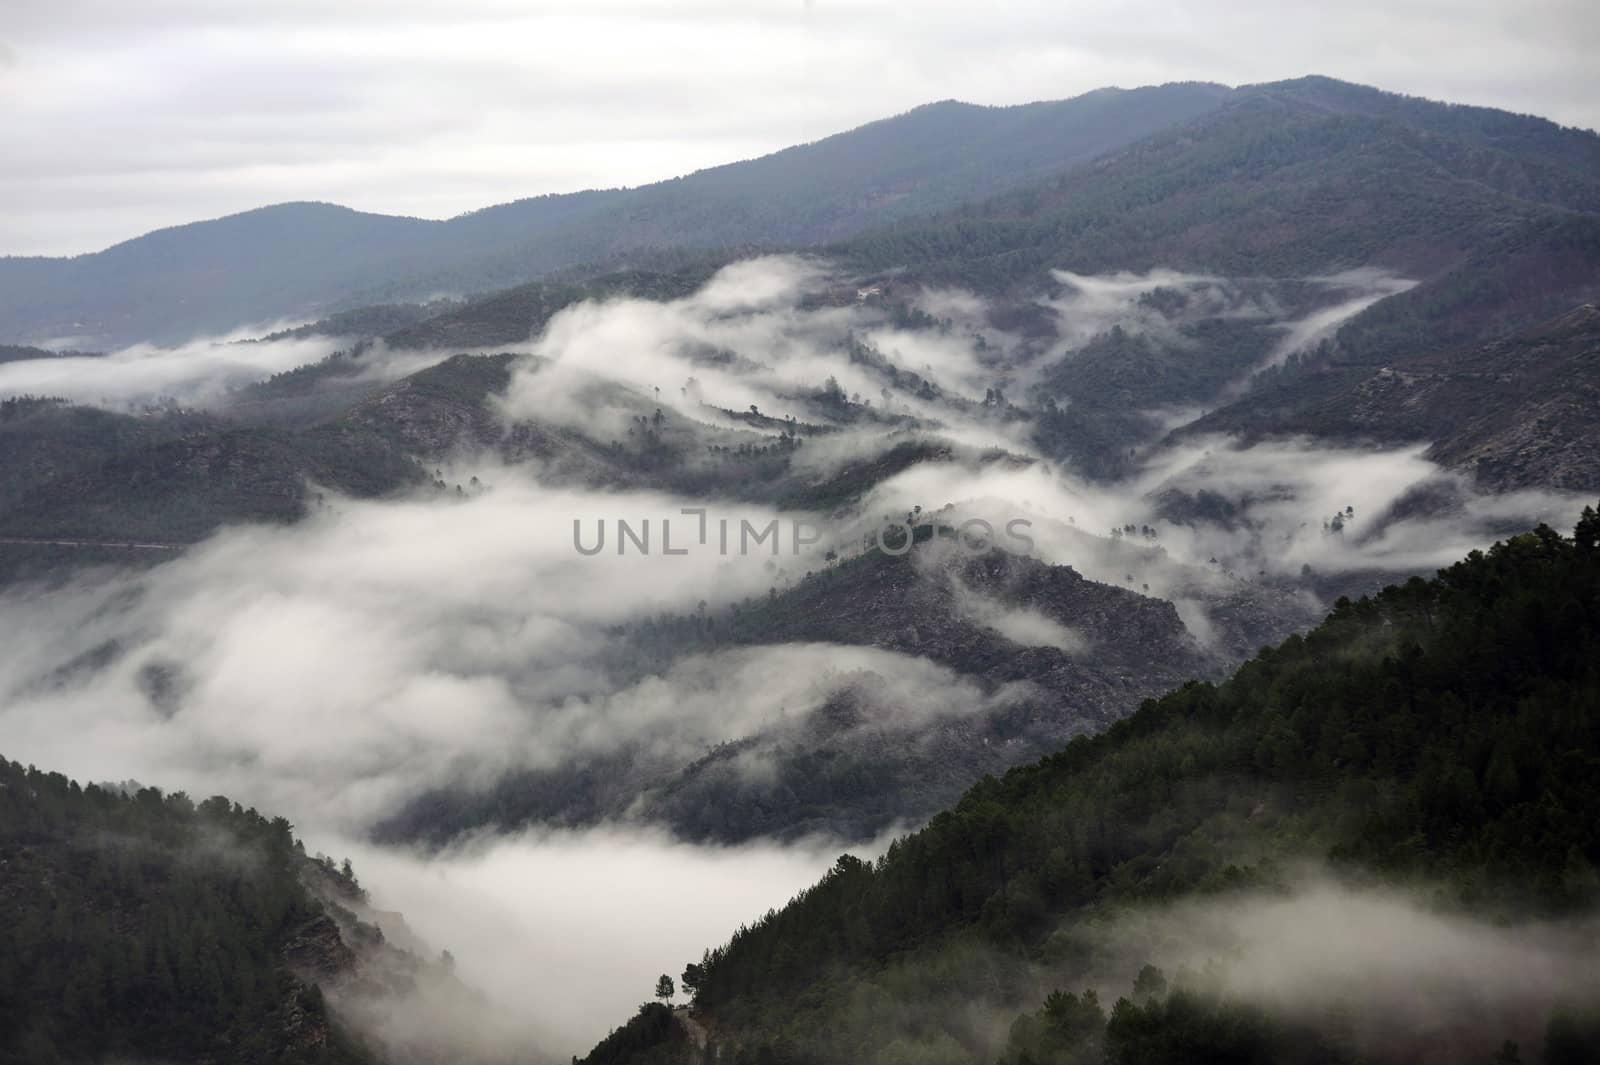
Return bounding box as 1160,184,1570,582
1,255,1594,1062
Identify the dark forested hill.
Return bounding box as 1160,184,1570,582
0,352,542,553
0,396,216,510
0,759,382,1065
0,419,427,545
828,79,1600,390
0,84,1230,349
579,507,1600,1065
1264,75,1600,174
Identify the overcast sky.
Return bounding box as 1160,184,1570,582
3,0,1597,257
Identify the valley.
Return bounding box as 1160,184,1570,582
1,66,1597,1065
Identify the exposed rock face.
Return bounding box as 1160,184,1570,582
282,911,359,982
293,859,529,1065
1284,304,1600,492
1415,305,1600,491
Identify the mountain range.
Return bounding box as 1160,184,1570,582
0,83,1232,349
10,75,1599,357
2,71,1599,1065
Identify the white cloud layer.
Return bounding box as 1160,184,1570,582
1071,875,1600,1058
322,825,895,1060
0,332,344,408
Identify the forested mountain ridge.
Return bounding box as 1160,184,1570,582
579,507,1600,1065
0,395,217,511
0,758,392,1065
0,83,1231,349
814,82,1600,483
835,76,1600,285
13,74,1596,354
249,77,1600,490
282,76,1600,361
0,415,429,545
1260,75,1600,173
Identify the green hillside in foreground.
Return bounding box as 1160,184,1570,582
582,506,1600,1065
0,762,382,1065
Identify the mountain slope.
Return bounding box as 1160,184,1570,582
1418,305,1600,489
810,83,1600,485
1207,303,1600,491
0,759,382,1065
297,78,1600,489
580,507,1600,1064
1264,75,1600,174
0,84,1231,349
0,204,437,348
0,422,427,544
836,82,1600,287
1178,216,1600,473
326,77,1600,364
0,397,216,509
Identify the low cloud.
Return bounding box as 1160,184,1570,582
1064,875,1600,1057
1044,268,1231,348
0,325,488,412
1258,267,1418,371
497,256,1039,461
494,257,1585,639
5,262,1580,839
0,467,1018,835
319,825,895,1061
2,252,1593,1065
0,460,936,1061
0,331,343,409
858,436,1589,584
